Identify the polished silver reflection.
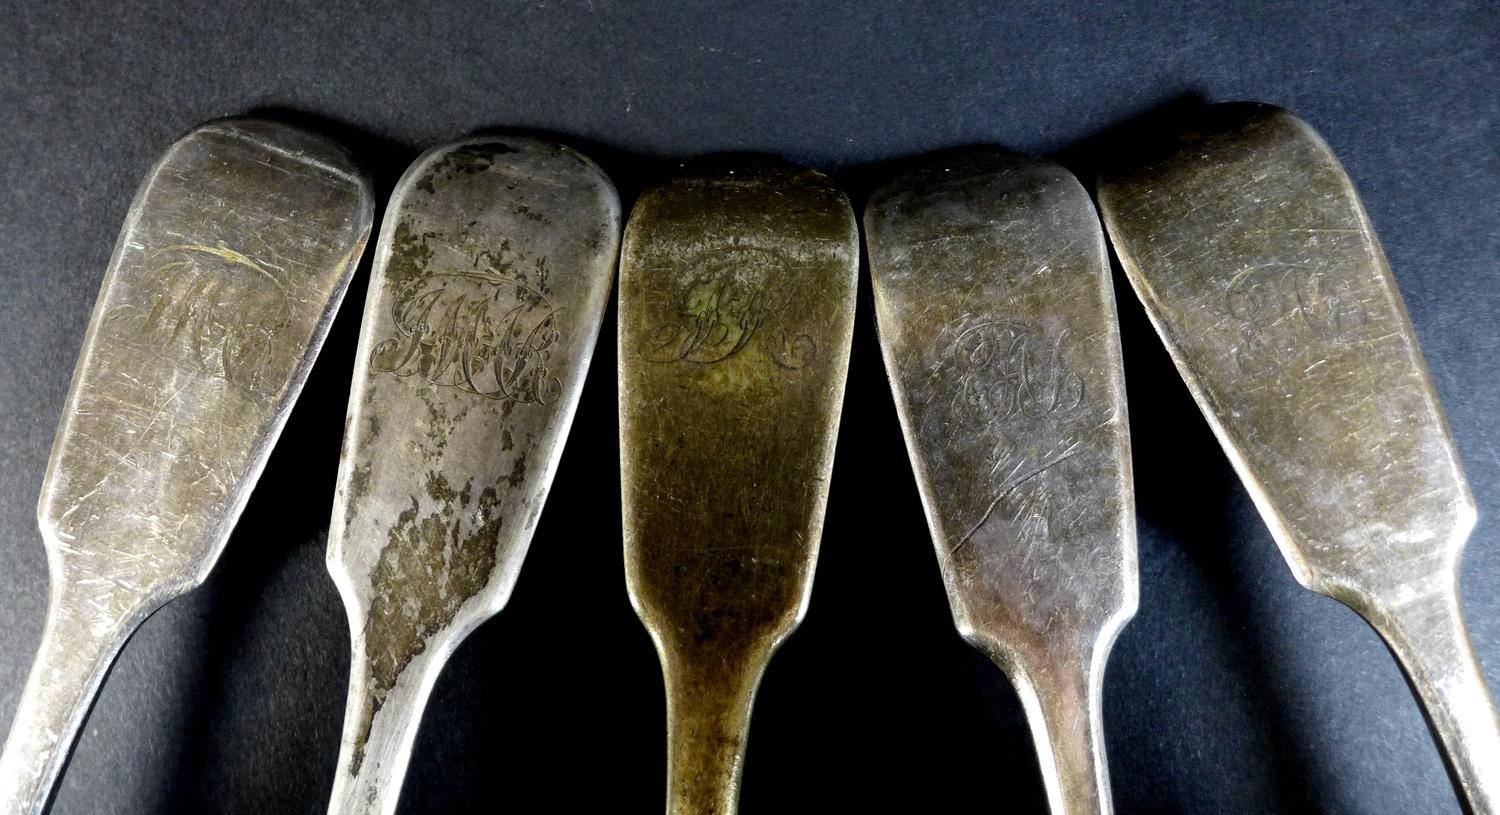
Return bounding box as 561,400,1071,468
0,120,374,814
325,137,619,815
1098,103,1499,814
867,151,1136,815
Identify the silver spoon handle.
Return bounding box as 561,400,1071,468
0,583,147,815
1360,582,1500,815
326,645,442,815
1004,645,1115,815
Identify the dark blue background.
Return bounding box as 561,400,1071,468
1,2,1495,812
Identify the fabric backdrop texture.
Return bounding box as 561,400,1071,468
0,2,1496,813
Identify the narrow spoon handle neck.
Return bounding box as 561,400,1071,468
327,646,443,815
0,584,145,815
661,651,764,815
1363,583,1500,815
1005,646,1115,815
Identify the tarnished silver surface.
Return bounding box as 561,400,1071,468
324,137,619,815
0,120,373,814
618,157,858,815
867,151,1136,815
1098,103,1499,814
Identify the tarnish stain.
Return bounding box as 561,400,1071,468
416,383,472,447
345,463,373,527
350,465,373,498
349,471,503,774
386,220,438,287
513,201,549,224
507,449,529,489
413,143,511,195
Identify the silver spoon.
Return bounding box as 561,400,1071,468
1097,102,1500,814
324,136,619,815
618,157,859,814
866,150,1136,815
0,119,374,814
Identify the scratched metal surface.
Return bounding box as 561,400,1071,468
1098,106,1473,600
0,119,373,814
619,158,858,814
38,122,372,598
0,2,1496,813
868,151,1135,815
1097,104,1499,811
324,137,618,815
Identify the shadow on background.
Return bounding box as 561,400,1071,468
743,202,1043,812
138,99,1356,814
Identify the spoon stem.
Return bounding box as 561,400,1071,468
1005,644,1115,815
0,581,148,815
1360,579,1500,815
327,646,442,815
660,648,764,815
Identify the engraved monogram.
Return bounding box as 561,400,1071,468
924,319,1086,553
945,321,1084,422
371,269,563,404
643,246,815,369
104,243,290,398
1224,262,1369,375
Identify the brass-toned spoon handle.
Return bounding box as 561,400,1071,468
0,587,150,815
619,157,858,815
661,655,762,814
1363,586,1500,814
